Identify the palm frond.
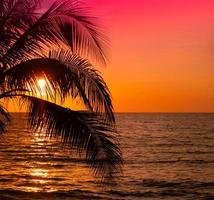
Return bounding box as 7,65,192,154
4,52,115,123
49,50,114,124
0,0,40,57
2,0,108,67
0,104,10,134
21,95,122,179
0,89,29,99
52,0,108,64
0,0,122,180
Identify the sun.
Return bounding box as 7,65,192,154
37,79,46,88
37,78,47,96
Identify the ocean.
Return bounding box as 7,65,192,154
0,113,213,200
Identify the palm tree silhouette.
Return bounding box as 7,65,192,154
0,0,122,179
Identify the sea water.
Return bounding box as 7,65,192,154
0,113,213,199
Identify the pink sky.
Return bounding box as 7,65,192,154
43,0,214,112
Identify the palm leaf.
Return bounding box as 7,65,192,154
49,50,115,124
0,0,39,58
21,95,122,179
0,104,10,134
1,0,108,67
4,52,115,123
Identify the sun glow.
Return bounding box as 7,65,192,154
38,79,46,88
36,78,47,96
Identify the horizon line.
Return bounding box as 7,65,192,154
8,111,214,114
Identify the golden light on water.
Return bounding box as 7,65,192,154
7,114,94,193
33,132,46,143
31,168,48,182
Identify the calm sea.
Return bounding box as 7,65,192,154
0,113,213,200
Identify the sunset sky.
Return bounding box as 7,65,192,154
7,0,214,112
88,0,214,112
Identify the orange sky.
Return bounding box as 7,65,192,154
6,0,214,112
91,0,214,112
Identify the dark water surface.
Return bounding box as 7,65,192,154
0,113,213,199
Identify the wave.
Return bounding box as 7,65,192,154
108,189,214,198
136,179,214,188
126,159,214,164
0,180,214,200
1,188,213,200
108,179,214,198
0,189,108,200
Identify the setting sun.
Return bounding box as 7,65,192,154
37,79,46,88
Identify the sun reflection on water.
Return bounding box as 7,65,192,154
25,131,52,192
33,132,47,143
17,129,95,193
31,168,48,179
31,171,48,191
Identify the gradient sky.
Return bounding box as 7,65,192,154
7,0,214,112
87,0,214,112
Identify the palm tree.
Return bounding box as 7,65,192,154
0,0,122,179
